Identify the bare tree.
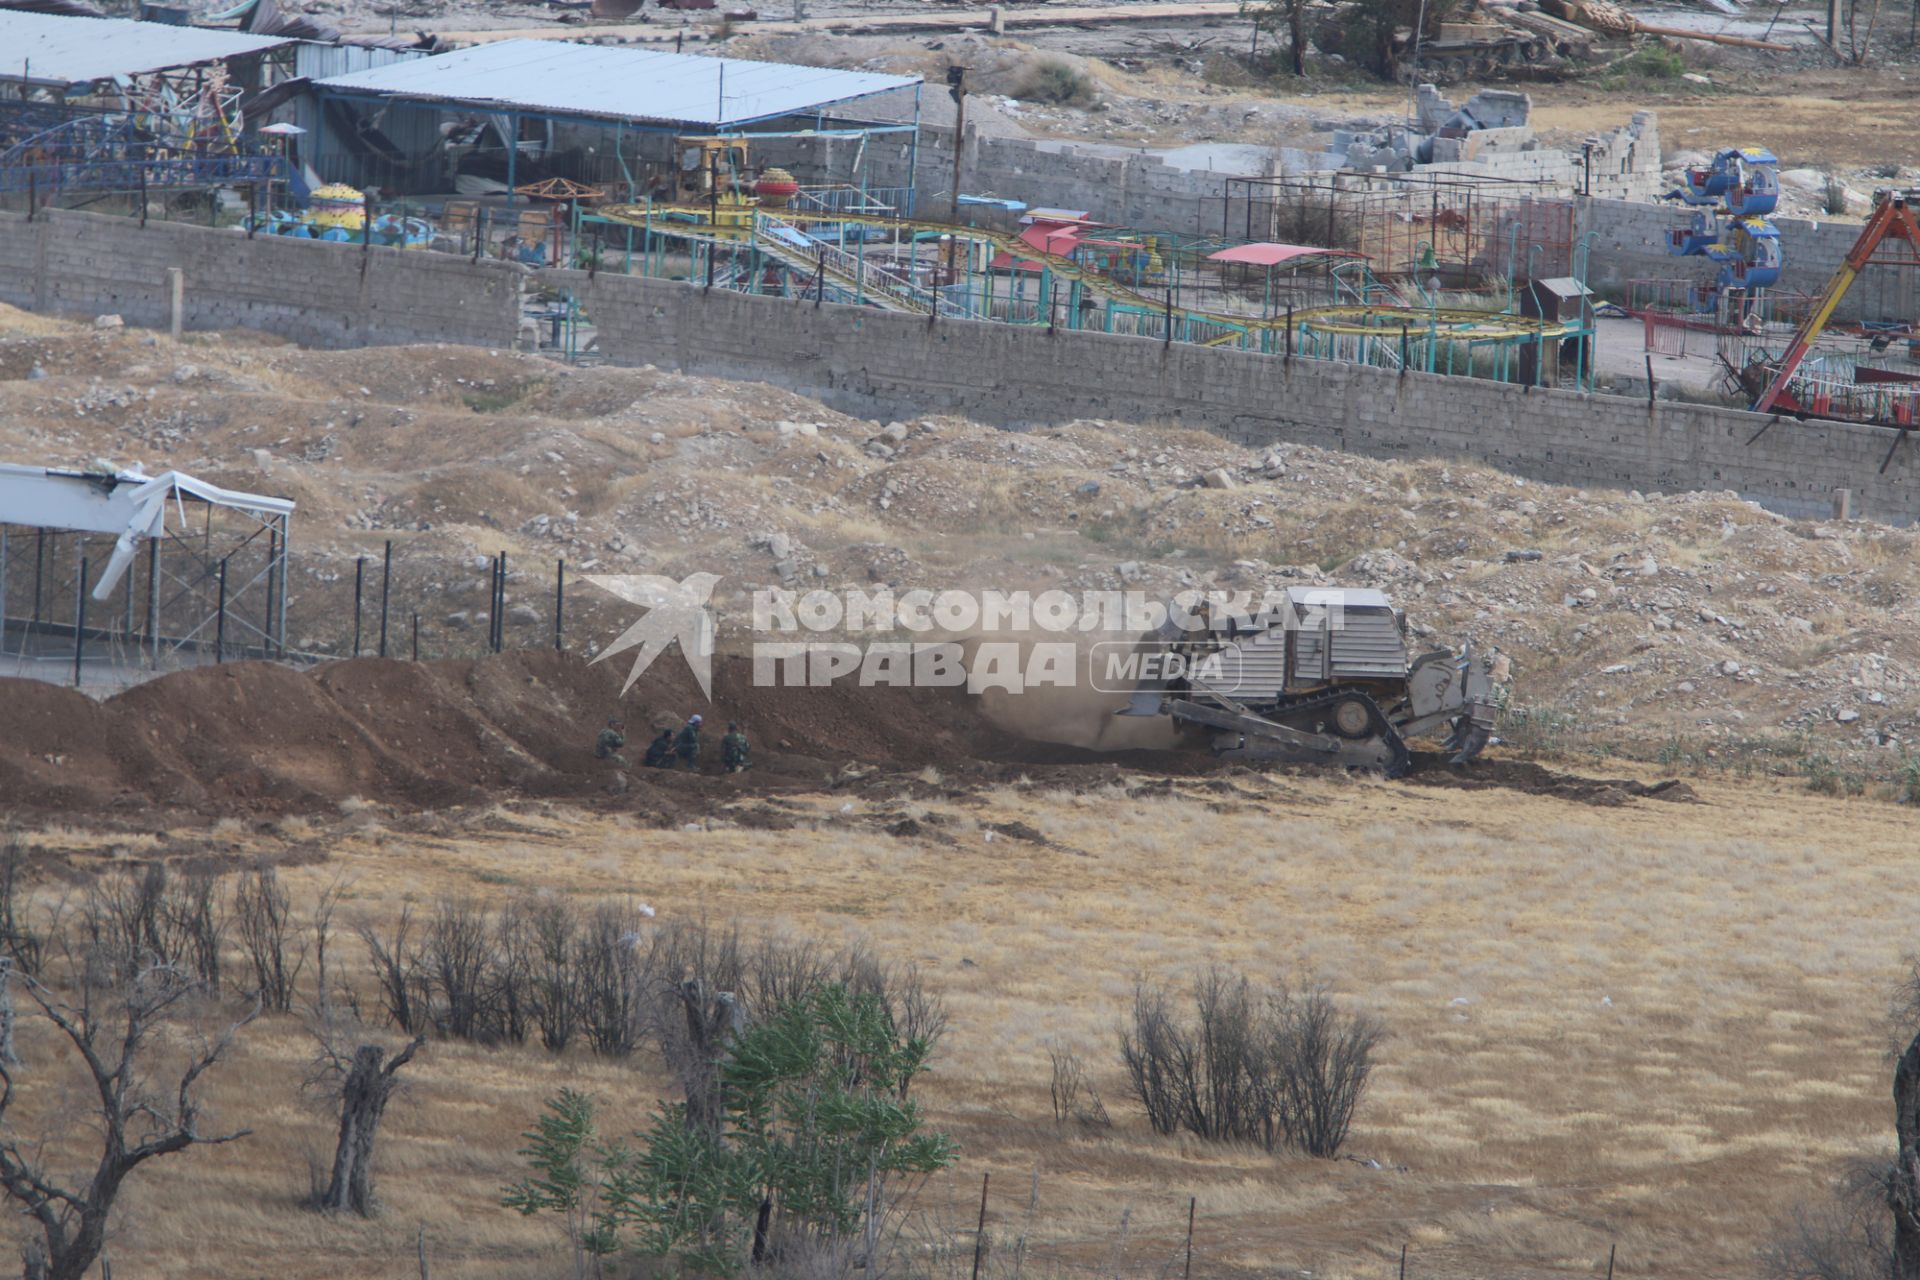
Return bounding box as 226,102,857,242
0,840,42,976
77,868,182,985
0,957,17,1069
0,965,257,1280
576,902,651,1057
233,865,304,1013
527,896,583,1052
1119,979,1186,1137
318,1035,425,1218
491,897,536,1046
164,871,225,989
424,898,492,1041
360,906,429,1036
308,877,348,1023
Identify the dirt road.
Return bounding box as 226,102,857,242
426,0,1242,45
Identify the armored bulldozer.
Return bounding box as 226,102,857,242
1118,587,1498,779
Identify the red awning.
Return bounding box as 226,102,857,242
1207,243,1365,267
1017,222,1086,256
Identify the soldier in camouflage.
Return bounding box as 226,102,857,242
594,718,627,767
721,722,750,773
674,714,702,769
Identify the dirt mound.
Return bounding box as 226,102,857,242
0,649,1002,819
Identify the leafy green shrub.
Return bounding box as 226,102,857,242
505,984,958,1276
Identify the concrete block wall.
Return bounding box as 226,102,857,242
1575,195,1898,319
860,126,1250,235
0,208,523,349
552,264,1920,523
4,208,1913,524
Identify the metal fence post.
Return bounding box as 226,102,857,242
353,556,365,657
264,526,278,657
72,556,87,688
554,558,565,651
495,551,508,653
378,539,392,658
486,554,499,654
968,1173,988,1280
147,538,158,667
214,557,228,664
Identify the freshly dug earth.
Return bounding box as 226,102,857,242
0,648,1001,819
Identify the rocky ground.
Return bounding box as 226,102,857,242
3,305,1917,789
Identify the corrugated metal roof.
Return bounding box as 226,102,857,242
314,40,920,128
0,11,297,86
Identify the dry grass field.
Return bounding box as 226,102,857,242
8,762,1915,1280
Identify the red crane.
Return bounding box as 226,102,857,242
1751,192,1920,415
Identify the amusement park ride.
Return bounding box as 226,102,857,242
1662,146,1920,442
1664,147,1785,294
1748,192,1920,426
572,135,1594,387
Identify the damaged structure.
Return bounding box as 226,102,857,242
0,462,294,687
303,41,924,210
1306,86,1659,198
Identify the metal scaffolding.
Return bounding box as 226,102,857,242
0,465,293,690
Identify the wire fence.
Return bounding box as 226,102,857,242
0,526,587,694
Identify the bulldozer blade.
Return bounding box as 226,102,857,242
1445,718,1493,763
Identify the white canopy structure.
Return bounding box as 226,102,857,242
0,462,294,682
0,463,293,598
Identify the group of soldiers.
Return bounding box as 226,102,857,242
595,714,751,773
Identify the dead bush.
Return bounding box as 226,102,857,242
525,894,583,1052
576,900,653,1057
0,839,42,975
1282,984,1384,1157
1013,58,1095,106
1759,1162,1893,1280
423,897,493,1041
1047,1043,1111,1128
359,906,431,1036
1118,966,1382,1158
234,865,304,1012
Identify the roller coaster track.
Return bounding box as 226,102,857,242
593,203,1584,345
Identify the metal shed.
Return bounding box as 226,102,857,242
306,40,922,204
312,39,920,129
0,10,297,89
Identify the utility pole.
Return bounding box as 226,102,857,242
945,65,968,304
946,65,967,224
